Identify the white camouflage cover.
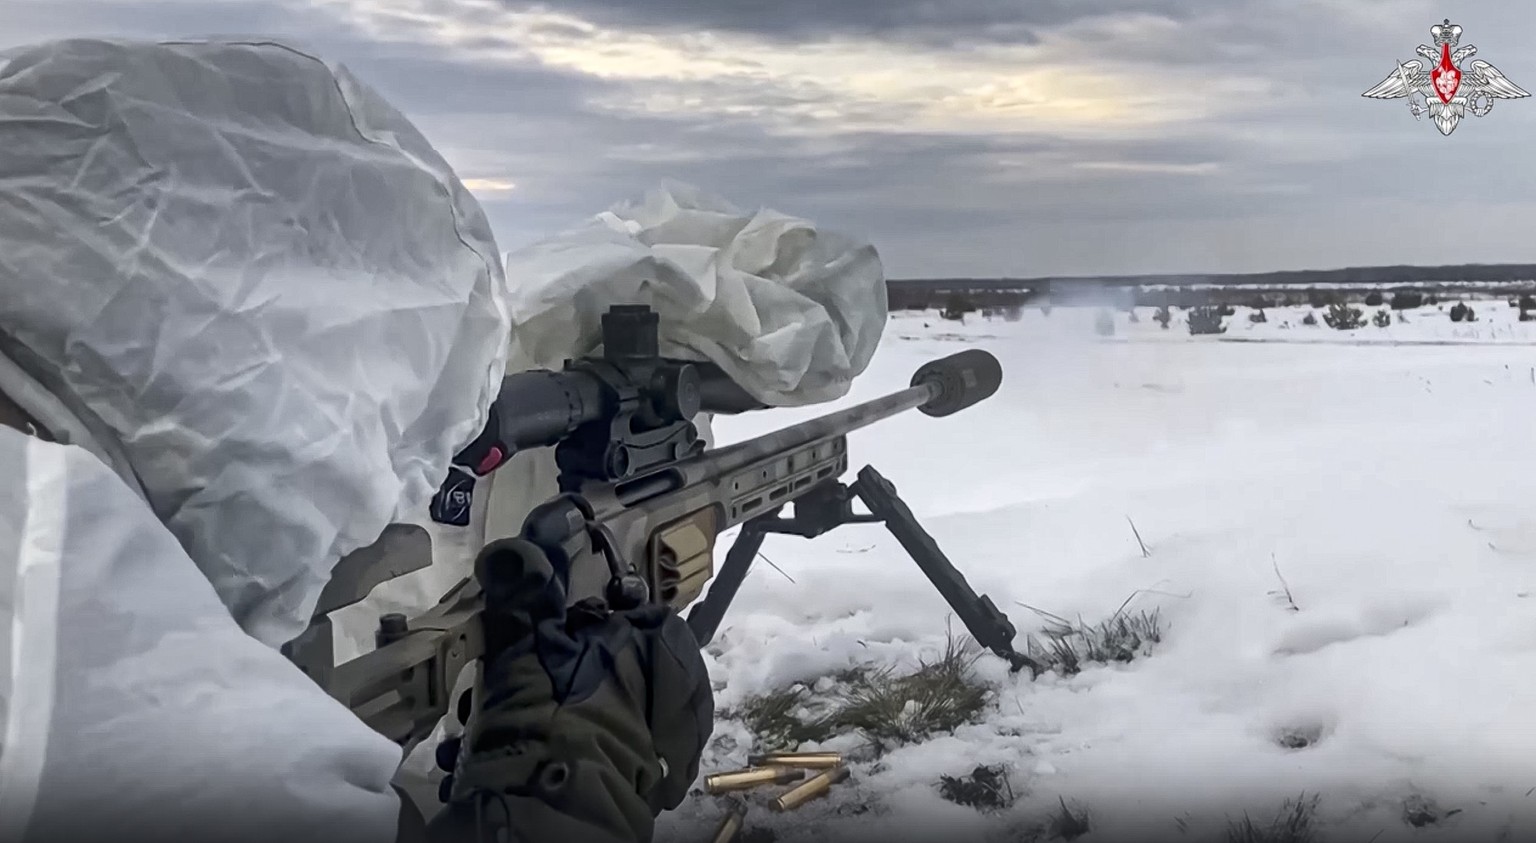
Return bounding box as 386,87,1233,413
0,37,508,839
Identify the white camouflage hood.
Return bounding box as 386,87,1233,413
0,38,510,647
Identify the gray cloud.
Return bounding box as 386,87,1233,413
0,0,349,47
488,0,1221,48
4,0,1536,277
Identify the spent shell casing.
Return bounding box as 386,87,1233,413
746,751,843,770
771,764,851,812
709,804,748,843
704,766,807,794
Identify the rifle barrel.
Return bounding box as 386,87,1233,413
705,381,939,475
703,347,1003,474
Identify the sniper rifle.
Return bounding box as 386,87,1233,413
283,304,1039,754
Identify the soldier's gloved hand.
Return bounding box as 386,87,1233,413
430,537,713,843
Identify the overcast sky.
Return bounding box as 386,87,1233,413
4,0,1536,277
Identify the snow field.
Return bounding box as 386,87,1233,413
662,304,1536,842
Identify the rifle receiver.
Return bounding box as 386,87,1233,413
911,348,1003,417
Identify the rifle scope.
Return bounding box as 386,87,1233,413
453,304,1003,481
452,306,759,474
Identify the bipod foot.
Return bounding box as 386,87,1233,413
850,465,1039,678
1002,649,1045,678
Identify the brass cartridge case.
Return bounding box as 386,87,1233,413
746,751,843,770
771,765,851,812
709,804,748,843
704,766,806,794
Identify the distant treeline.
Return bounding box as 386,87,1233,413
887,283,1040,311
886,263,1536,311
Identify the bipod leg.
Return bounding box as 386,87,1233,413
850,466,1043,676
686,516,772,647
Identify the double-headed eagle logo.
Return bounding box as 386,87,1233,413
1362,19,1528,135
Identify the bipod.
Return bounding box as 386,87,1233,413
686,465,1043,675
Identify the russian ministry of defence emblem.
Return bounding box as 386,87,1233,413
1362,19,1528,135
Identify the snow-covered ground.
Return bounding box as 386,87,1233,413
660,303,1536,843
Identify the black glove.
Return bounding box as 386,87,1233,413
429,537,713,843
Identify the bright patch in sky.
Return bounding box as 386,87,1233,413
318,0,1268,136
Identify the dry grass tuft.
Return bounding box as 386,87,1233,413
1225,794,1321,843
1022,596,1164,676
